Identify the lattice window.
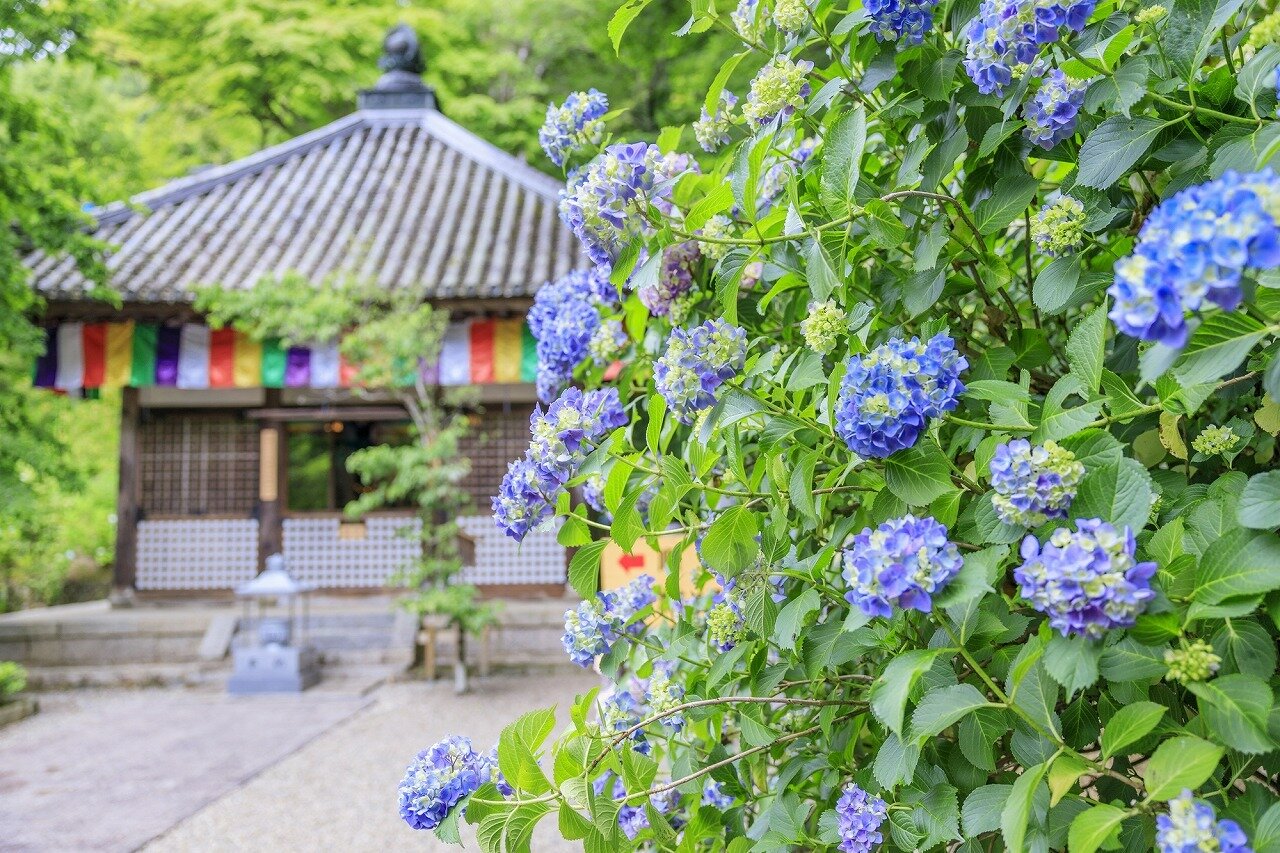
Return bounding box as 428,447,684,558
457,515,565,586
137,519,259,590
139,413,258,516
282,516,422,588
455,404,535,512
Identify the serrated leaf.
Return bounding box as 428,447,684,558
909,683,993,740
607,0,656,52
569,540,606,599
1143,735,1224,799
1173,312,1268,387
700,506,762,578
1186,674,1275,754
1000,761,1047,853
1100,701,1166,758
885,443,956,506
1068,803,1129,853
1066,303,1107,394
1238,470,1280,529
820,106,867,214
1077,116,1165,189
1192,528,1280,605
973,172,1040,235
870,648,950,734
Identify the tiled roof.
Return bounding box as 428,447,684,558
26,108,585,302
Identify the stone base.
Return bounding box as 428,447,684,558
0,697,38,728
227,646,320,694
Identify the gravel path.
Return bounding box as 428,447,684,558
0,688,369,852
147,672,600,852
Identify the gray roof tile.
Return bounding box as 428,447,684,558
27,108,586,302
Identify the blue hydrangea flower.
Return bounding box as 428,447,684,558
1157,790,1252,853
539,89,609,167
618,787,681,840
654,319,748,424
836,784,888,853
528,269,611,401
397,735,486,830
866,0,939,43
562,575,656,666
1108,169,1280,347
492,457,558,542
842,514,964,618
559,142,664,266
1024,70,1086,149
1015,518,1157,638
964,0,1096,95
528,387,627,488
742,56,814,128
732,0,766,41
695,91,738,153
477,746,514,798
640,241,701,316
989,439,1085,527
703,779,735,809
598,688,651,753
834,332,967,459
589,318,628,365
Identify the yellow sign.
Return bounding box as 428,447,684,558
600,534,704,599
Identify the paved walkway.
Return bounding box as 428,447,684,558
0,689,370,851
148,672,599,852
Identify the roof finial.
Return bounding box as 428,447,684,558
359,23,436,111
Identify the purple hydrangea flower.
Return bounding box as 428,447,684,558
1024,69,1086,149
842,514,964,618
834,332,967,459
1156,790,1251,853
618,786,681,839
866,0,939,43
640,241,701,316
1015,518,1157,638
703,779,735,809
539,89,609,167
559,142,665,266
989,439,1085,527
561,575,656,666
836,784,888,853
963,0,1096,95
598,688,651,753
1108,169,1280,348
397,735,486,830
528,269,611,401
654,319,748,424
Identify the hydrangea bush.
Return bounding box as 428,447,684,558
402,0,1280,848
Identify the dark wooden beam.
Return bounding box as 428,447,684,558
244,405,408,421
113,387,140,591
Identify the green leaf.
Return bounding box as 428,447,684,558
933,545,1005,608
1238,470,1280,530
773,588,821,652
1192,529,1280,605
498,708,556,796
1077,116,1165,189
569,540,607,599
1067,803,1129,853
435,804,464,845
864,199,907,247
1254,802,1280,853
1173,312,1268,388
1043,633,1102,695
973,171,1040,235
700,506,762,578
1186,674,1275,754
1235,46,1280,112
1100,701,1166,758
805,238,841,301
684,181,735,233
608,0,656,53
909,683,993,740
1032,375,1104,443
873,732,920,788
885,443,956,506
1034,257,1082,314
1000,761,1047,853
1071,456,1155,533
1047,752,1091,806
1099,638,1168,681
704,52,747,115
820,106,867,214
963,785,1013,837
1066,303,1107,394
870,648,950,735
1143,735,1225,799
1084,56,1149,117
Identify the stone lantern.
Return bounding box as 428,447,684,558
227,554,319,694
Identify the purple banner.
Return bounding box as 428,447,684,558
285,346,311,388
154,326,181,386
32,327,58,388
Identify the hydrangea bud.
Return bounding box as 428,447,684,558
1164,639,1221,684
697,214,734,261
1135,4,1167,24
732,0,767,41
707,594,747,651
645,672,685,730
1249,8,1280,45
695,91,738,153
1031,196,1086,256
588,318,628,365
742,56,814,128
773,0,811,31
800,300,847,355
1192,424,1240,456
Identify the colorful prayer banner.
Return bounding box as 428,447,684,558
32,318,539,391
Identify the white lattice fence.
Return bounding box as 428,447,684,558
457,515,565,585
282,516,422,587
137,518,259,590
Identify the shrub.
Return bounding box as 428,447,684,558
399,0,1280,849
0,662,27,702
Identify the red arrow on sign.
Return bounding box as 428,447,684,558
619,554,645,571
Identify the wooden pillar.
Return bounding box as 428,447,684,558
256,391,285,570
113,387,140,591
